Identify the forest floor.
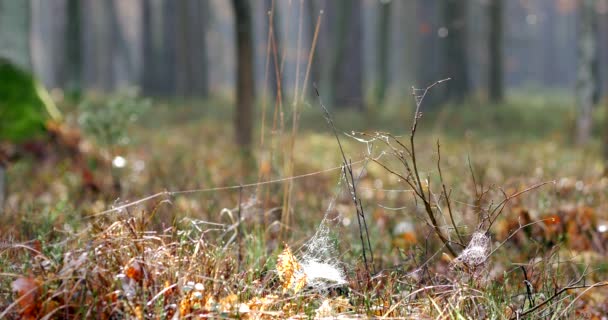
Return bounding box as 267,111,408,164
1,95,608,319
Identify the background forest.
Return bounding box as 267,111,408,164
2,0,608,319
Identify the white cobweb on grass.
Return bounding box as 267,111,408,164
451,232,490,271
294,171,349,291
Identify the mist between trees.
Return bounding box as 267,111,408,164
1,0,608,143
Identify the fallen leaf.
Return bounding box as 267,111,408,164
11,277,40,317
276,245,307,293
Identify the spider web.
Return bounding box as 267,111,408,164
295,170,349,290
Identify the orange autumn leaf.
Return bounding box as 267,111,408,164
11,277,40,318
125,260,144,282
276,245,306,293
543,214,561,225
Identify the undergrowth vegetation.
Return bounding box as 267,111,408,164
1,84,608,319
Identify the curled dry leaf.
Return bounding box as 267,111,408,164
276,244,307,293
11,277,40,318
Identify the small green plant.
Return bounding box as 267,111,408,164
78,88,150,192
78,88,150,148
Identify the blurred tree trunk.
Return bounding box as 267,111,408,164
541,0,557,87
176,0,190,97
176,0,209,98
142,0,185,97
576,0,598,145
443,0,470,103
232,0,255,149
160,0,177,96
141,0,159,95
487,0,503,103
66,0,82,93
98,1,114,91
416,0,442,108
107,1,133,88
31,0,66,89
331,0,364,110
81,0,115,91
375,0,392,106
402,1,417,93
190,0,209,96
265,0,282,101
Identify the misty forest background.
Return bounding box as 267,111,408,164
2,0,608,147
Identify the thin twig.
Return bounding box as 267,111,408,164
520,266,535,308
237,184,243,271
314,84,374,276
437,141,464,245
407,79,457,257
512,281,608,319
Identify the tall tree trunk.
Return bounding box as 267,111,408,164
576,0,598,145
416,0,442,108
189,0,209,96
487,0,503,103
66,0,82,93
174,0,209,97
401,0,417,93
541,0,557,87
161,0,177,96
141,0,159,95
107,0,132,88
81,0,112,91
375,0,392,106
331,0,364,110
176,0,190,98
443,0,470,103
31,0,67,89
232,0,255,149
98,1,115,91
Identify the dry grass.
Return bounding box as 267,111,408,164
1,98,608,319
